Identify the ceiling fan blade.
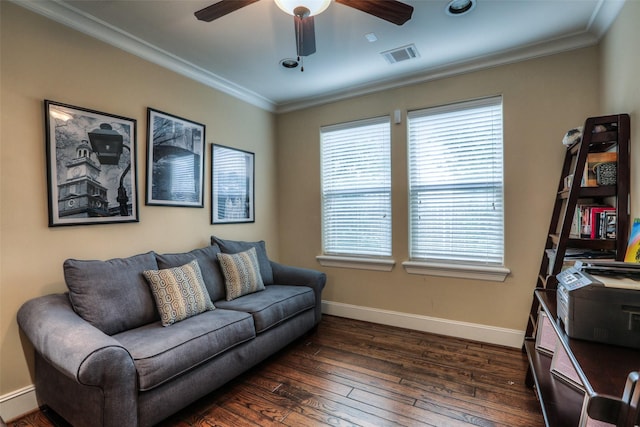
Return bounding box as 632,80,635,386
194,0,260,22
335,0,414,25
294,15,316,57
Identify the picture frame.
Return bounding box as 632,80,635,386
44,100,139,227
146,108,205,207
211,144,255,224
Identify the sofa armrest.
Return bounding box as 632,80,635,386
17,293,135,386
270,262,326,325
18,293,138,426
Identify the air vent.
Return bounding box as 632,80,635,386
381,44,420,64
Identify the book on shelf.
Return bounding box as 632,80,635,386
589,207,616,239
583,151,617,187
571,204,616,240
603,211,616,239
570,208,581,238
550,341,584,392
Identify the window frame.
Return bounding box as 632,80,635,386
403,96,510,281
317,116,395,271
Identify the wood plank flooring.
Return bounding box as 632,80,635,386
8,315,544,427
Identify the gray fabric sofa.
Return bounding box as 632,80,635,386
17,238,326,427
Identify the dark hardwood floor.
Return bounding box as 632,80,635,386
8,315,544,427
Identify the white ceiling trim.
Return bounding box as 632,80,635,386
588,0,626,38
276,31,600,113
10,0,277,112
11,0,625,114
276,0,626,113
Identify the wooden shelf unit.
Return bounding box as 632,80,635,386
524,114,634,426
526,114,630,339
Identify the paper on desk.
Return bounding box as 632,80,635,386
592,274,640,290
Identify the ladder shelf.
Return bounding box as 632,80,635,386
523,114,633,427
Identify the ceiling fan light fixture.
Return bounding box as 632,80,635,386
274,0,331,17
446,0,476,16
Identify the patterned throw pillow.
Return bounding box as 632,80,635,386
211,236,274,285
217,247,265,301
143,259,215,326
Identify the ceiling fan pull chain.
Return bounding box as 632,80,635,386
298,22,304,72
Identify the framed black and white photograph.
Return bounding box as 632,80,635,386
146,108,205,207
45,100,138,227
211,144,254,224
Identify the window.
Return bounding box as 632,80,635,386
406,96,507,280
320,117,392,261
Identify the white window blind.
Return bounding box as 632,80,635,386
213,147,252,220
321,117,391,257
407,96,504,266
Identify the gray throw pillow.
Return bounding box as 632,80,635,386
210,236,274,285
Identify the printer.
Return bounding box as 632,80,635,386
556,261,640,349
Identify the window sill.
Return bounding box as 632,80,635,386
402,260,510,282
316,255,395,272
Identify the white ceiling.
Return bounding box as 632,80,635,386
12,0,625,112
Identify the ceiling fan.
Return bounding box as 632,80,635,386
195,0,414,58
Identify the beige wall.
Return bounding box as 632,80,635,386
600,0,640,219
4,0,639,417
276,48,600,331
0,2,277,396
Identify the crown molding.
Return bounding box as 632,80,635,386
276,0,625,112
10,0,625,114
10,0,277,112
275,29,602,113
589,0,626,38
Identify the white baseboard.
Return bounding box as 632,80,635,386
0,385,37,422
321,300,525,348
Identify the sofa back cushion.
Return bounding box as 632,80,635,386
211,236,273,285
64,252,159,335
155,245,225,302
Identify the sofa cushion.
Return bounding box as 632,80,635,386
155,245,226,302
214,285,315,333
143,260,215,326
112,309,255,391
217,248,265,301
64,252,159,335
211,236,274,285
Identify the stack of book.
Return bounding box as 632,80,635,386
570,205,616,240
